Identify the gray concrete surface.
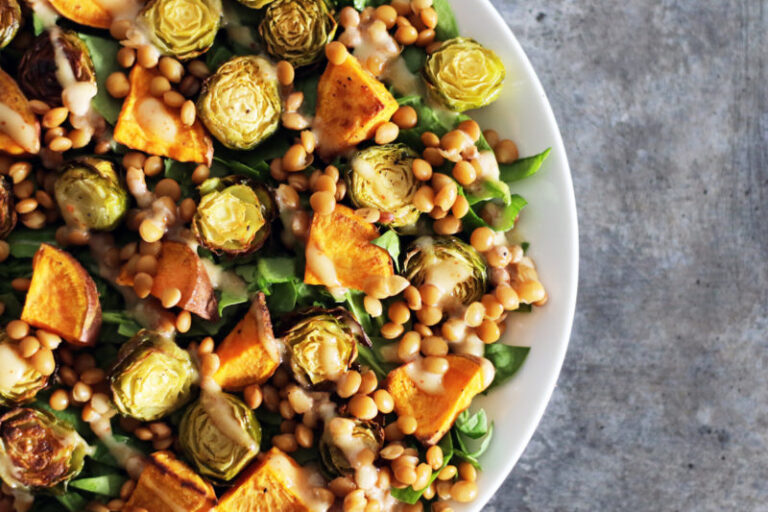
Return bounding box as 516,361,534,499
486,1,768,510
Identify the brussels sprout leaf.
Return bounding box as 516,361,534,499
69,474,127,497
371,230,401,271
499,148,552,183
484,344,530,392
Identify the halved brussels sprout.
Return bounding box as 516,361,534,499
193,176,276,256
259,0,337,68
0,407,88,491
319,419,383,477
110,330,198,422
235,0,274,7
140,0,222,60
0,334,49,407
0,175,17,239
179,392,261,481
18,30,96,108
423,37,505,113
277,308,368,387
403,236,487,308
197,56,281,150
349,144,421,230
54,157,129,231
0,0,21,49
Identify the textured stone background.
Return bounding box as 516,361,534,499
485,1,768,510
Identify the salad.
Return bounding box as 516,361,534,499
0,0,552,510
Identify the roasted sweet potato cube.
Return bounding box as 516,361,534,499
126,451,217,512
0,69,40,156
314,55,398,159
21,244,101,346
114,66,213,165
304,204,393,291
386,355,487,446
48,0,111,29
214,292,280,391
217,448,329,512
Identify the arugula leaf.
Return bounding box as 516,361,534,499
79,34,123,125
257,257,299,284
69,474,126,497
484,344,530,391
499,148,552,183
392,434,453,504
371,230,401,271
266,281,299,313
455,409,489,439
213,156,269,181
433,0,460,40
6,227,57,258
217,288,249,316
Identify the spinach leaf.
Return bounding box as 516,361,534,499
459,188,527,233
391,434,453,504
101,311,142,338
402,46,427,73
79,34,123,125
54,493,88,512
455,409,489,439
433,0,460,40
69,474,127,497
6,227,57,258
164,159,196,198
0,292,22,321
452,422,494,470
484,344,530,391
371,229,401,271
217,288,249,316
213,156,270,181
499,148,551,183
465,178,511,206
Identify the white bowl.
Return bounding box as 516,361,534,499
448,1,579,509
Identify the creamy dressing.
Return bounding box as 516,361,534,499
305,241,341,288
383,56,422,97
0,103,39,154
200,259,248,298
0,345,34,393
471,150,501,181
263,452,331,512
136,98,178,142
10,489,33,512
405,357,446,394
199,377,259,451
451,332,484,358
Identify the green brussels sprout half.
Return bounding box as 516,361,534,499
0,408,88,491
0,175,17,239
140,0,222,60
319,420,384,477
192,176,276,256
403,236,487,308
0,334,49,407
277,307,369,387
110,330,198,422
349,144,421,231
54,157,129,231
423,37,505,113
18,30,96,108
197,55,281,150
0,0,21,49
259,0,338,68
179,392,261,482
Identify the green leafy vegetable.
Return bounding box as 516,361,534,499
54,492,88,512
69,474,127,496
499,148,552,183
213,156,269,181
101,311,142,338
371,229,401,271
392,434,453,504
452,422,494,470
433,0,459,40
484,343,530,391
79,34,123,125
455,409,489,439
217,288,249,316
6,227,57,258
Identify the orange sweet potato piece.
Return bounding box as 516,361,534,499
21,244,101,346
0,69,40,156
314,55,398,159
386,354,488,446
214,293,279,391
217,448,327,512
304,204,393,291
126,451,217,512
114,66,213,165
48,0,111,29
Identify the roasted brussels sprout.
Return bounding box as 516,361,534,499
193,176,276,256
54,157,129,231
110,330,198,422
259,0,337,68
0,334,49,407
197,56,281,150
0,408,88,491
179,392,261,481
349,144,421,230
140,0,222,60
0,175,17,239
0,0,21,49
278,308,368,387
18,30,96,108
235,0,274,7
403,236,487,308
319,419,383,477
423,37,505,113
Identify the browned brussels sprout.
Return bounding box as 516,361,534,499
0,175,16,239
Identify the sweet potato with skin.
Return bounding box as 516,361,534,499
314,55,398,159
21,244,101,346
126,451,217,512
116,241,218,320
304,204,393,291
0,69,40,156
214,292,279,391
48,0,111,29
217,448,327,512
386,354,487,446
114,66,213,165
